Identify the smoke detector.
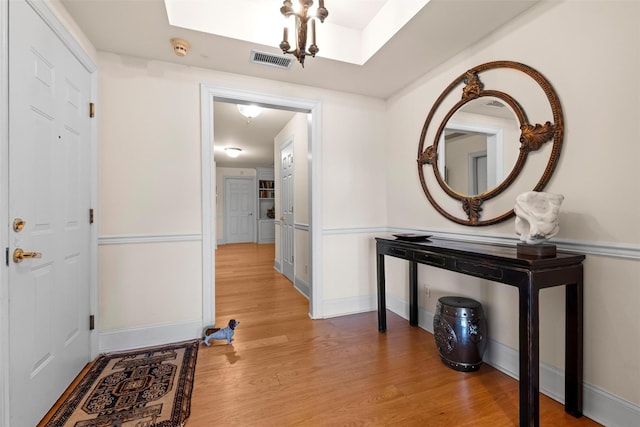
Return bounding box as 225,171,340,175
170,38,190,57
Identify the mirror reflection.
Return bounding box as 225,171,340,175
438,97,519,196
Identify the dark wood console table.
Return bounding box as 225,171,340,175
376,236,585,427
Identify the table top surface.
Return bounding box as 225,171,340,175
376,236,585,269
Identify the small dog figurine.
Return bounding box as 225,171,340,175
202,319,240,346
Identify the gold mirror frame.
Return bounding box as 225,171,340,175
417,61,564,226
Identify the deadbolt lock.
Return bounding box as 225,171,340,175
13,218,25,233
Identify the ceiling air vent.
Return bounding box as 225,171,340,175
250,50,292,70
485,100,506,108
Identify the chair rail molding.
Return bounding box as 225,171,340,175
98,233,202,245
320,226,640,261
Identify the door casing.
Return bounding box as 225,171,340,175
200,85,323,325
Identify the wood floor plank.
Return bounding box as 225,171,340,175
189,243,602,426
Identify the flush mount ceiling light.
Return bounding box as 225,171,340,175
237,104,263,120
279,0,328,67
225,147,242,158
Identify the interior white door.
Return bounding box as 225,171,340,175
8,1,92,425
280,140,294,282
224,177,255,243
470,151,488,195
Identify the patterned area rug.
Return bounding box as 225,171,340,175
44,340,199,427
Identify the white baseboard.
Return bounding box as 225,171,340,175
384,294,640,427
99,320,202,353
583,384,640,427
294,276,310,299
322,295,377,318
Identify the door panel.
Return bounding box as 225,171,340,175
225,178,255,243
280,140,294,282
8,2,92,425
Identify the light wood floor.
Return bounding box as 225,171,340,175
188,243,602,426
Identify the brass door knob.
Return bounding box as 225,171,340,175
13,248,42,263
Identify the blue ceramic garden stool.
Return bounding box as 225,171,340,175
433,296,487,372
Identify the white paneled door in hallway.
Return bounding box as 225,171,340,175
280,139,294,283
8,1,92,425
224,177,255,243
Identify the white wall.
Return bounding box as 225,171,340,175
445,133,485,194
385,0,640,420
97,52,387,345
321,95,387,313
97,55,203,338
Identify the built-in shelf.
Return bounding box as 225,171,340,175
257,168,275,243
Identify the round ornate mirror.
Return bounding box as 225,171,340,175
418,61,564,226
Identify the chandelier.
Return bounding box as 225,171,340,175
279,0,329,67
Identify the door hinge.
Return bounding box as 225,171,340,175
5,248,8,266
89,208,94,224
89,102,95,118
89,315,95,330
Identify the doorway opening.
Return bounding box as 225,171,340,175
200,85,323,327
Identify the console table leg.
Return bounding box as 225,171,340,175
409,261,418,326
519,283,540,427
565,275,584,417
377,250,387,332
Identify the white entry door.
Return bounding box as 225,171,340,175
280,140,294,282
8,1,92,425
224,177,255,243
